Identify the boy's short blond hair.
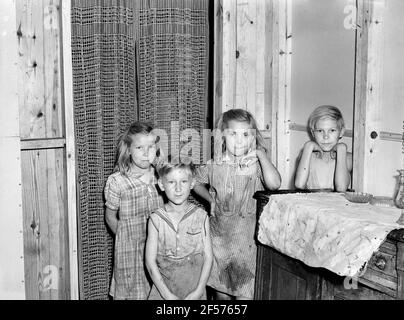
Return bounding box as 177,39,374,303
308,105,345,132
157,162,195,179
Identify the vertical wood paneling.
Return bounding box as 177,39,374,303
270,0,292,188
216,0,273,130
61,0,79,300
21,149,69,299
235,0,257,113
15,0,71,300
16,0,62,139
353,0,385,193
364,0,404,197
213,0,223,125
221,0,237,112
215,0,279,170
0,138,26,299
0,0,25,300
263,0,273,135
254,0,268,130
43,1,63,138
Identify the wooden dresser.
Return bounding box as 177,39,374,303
254,191,404,300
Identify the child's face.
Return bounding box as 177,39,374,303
224,120,255,157
159,168,194,206
129,133,157,170
312,118,344,152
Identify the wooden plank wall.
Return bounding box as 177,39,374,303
214,0,289,169
270,0,291,187
21,149,68,299
61,0,79,300
353,0,385,194
16,0,70,299
0,0,25,300
354,0,404,196
214,0,273,131
216,0,402,191
17,0,63,140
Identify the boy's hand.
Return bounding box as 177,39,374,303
332,142,347,153
330,142,347,159
184,288,203,300
304,141,324,157
304,140,322,152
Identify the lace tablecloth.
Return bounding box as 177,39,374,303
258,193,403,277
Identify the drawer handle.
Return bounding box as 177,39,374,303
375,257,386,270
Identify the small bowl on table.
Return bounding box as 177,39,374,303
344,192,373,204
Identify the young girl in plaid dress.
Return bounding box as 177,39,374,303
193,109,281,300
104,122,163,300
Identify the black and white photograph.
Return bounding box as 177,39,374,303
0,0,403,313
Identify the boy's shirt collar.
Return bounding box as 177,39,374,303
154,203,199,232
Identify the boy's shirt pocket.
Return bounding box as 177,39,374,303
186,226,202,235
156,209,207,258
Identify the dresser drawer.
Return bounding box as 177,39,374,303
359,239,397,296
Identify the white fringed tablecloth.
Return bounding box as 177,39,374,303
258,193,403,277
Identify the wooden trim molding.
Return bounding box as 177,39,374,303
271,0,292,188
61,0,79,300
289,123,401,143
213,0,223,125
20,138,65,150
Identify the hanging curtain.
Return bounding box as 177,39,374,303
71,0,138,299
138,0,210,162
71,0,209,299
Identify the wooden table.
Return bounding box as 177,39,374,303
254,190,404,300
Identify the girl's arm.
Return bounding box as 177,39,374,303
333,143,352,192
193,184,216,217
105,208,118,234
184,216,213,300
295,141,319,189
256,150,282,190
145,219,179,300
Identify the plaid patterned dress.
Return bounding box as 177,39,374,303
195,157,264,299
105,170,163,300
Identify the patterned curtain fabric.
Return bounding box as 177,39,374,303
138,0,210,162
71,0,209,299
71,0,138,299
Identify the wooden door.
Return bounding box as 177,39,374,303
16,0,73,299
255,245,321,300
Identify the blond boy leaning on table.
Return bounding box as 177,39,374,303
295,105,352,192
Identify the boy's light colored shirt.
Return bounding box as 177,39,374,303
149,203,208,259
